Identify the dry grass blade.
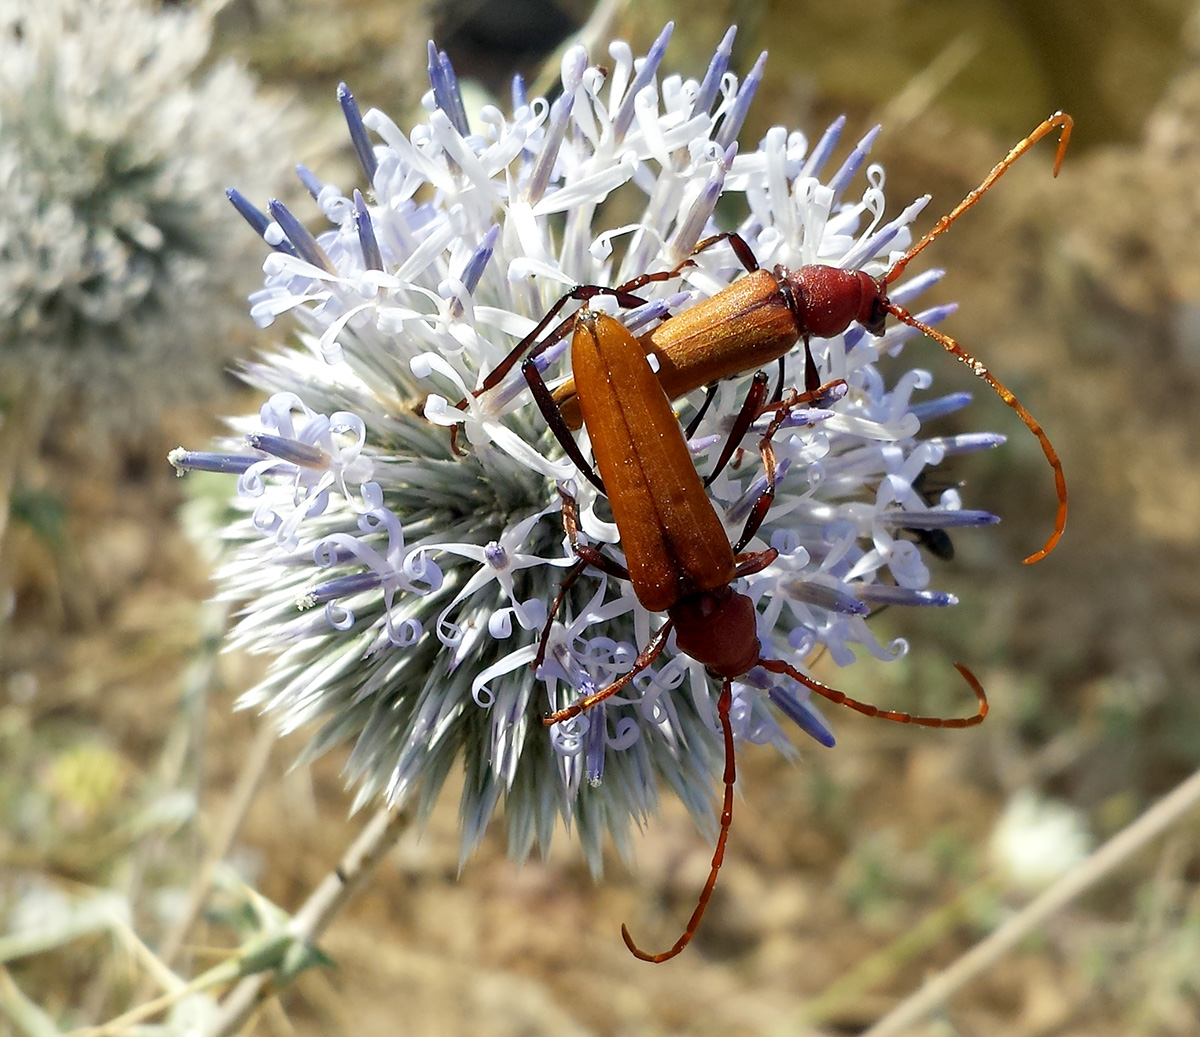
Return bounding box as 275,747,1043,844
860,764,1200,1037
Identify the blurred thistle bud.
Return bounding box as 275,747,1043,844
989,789,1093,894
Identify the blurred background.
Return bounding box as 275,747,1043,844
3,0,1200,1033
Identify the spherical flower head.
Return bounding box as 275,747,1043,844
0,0,294,431
176,25,1003,872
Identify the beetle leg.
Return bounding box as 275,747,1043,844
755,377,847,425
622,678,736,963
726,378,849,553
801,334,820,394
558,484,629,581
703,371,770,487
471,288,580,398
685,231,760,274
731,549,778,578
730,445,777,554
533,488,632,672
758,657,989,728
465,283,653,403
541,620,674,726
683,382,720,439
531,557,589,673
613,230,761,297
523,355,606,493
771,355,787,404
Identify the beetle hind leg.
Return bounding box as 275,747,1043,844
622,678,737,963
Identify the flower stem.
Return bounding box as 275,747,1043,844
136,713,276,1002
203,804,412,1037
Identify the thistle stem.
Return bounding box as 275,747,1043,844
203,804,412,1037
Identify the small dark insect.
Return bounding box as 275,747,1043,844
903,470,960,562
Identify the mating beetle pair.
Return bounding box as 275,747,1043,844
461,113,1072,961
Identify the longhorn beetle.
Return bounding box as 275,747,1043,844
467,112,1072,565
532,307,988,963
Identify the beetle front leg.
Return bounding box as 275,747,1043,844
523,357,606,493
541,621,674,726
613,231,761,298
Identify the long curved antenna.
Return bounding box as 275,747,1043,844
885,112,1073,286
759,658,988,727
884,301,1066,564
622,679,737,963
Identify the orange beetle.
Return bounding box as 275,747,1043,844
473,113,1073,564
536,307,988,962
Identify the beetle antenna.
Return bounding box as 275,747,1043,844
759,658,988,728
882,301,1066,564
622,679,737,963
885,112,1073,286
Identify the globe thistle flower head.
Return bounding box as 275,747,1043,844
175,24,1004,872
0,0,293,430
